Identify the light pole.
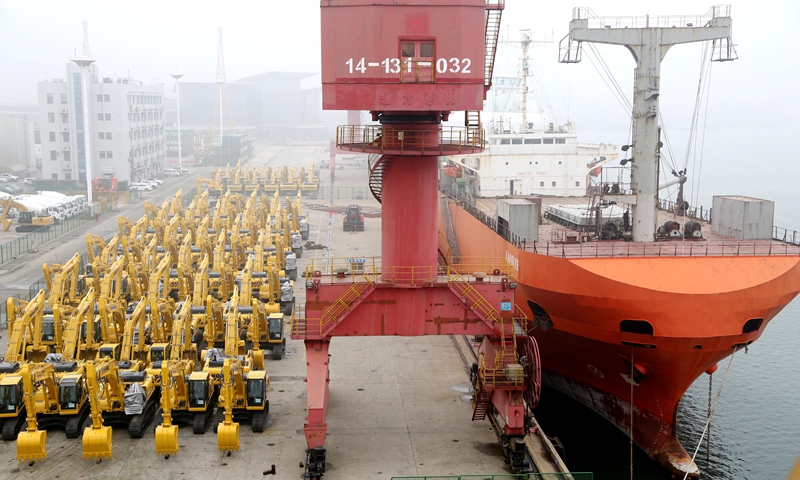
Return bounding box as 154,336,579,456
170,72,184,173
72,56,95,205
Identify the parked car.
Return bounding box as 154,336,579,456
0,173,19,182
163,168,181,176
23,178,37,185
0,184,23,195
130,182,154,191
140,180,160,189
144,177,163,186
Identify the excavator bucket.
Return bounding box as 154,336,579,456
16,430,47,463
217,421,240,453
155,425,179,457
82,426,113,461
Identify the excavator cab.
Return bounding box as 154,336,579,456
97,344,121,361
58,377,83,412
245,371,269,410
188,372,213,411
0,375,23,415
41,315,56,343
267,313,285,360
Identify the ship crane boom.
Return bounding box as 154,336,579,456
559,5,735,242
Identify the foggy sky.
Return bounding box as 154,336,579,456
1,0,799,225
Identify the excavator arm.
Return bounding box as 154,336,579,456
82,360,113,461
4,291,45,363
15,364,47,463
61,288,96,362
223,287,242,358
217,358,240,454
98,255,127,344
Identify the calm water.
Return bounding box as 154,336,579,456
535,298,800,479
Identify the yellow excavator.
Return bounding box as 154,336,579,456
81,351,158,439
81,360,113,461
0,290,45,440
146,298,195,386
20,289,96,439
214,356,271,453
15,364,47,463
154,360,183,457
0,196,54,233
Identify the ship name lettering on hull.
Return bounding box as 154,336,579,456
506,251,519,272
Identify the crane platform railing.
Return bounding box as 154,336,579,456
336,125,484,155
570,5,730,28
303,256,516,285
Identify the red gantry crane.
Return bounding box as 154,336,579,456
291,2,541,478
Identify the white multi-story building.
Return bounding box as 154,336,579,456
37,62,165,186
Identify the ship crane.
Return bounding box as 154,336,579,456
559,5,736,242
297,1,543,478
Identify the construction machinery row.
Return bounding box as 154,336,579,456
198,161,320,200
1,183,310,463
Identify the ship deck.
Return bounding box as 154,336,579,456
471,196,800,258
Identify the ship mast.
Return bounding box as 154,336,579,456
500,31,550,132
559,6,736,242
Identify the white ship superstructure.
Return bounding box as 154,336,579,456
447,45,619,198
452,117,618,197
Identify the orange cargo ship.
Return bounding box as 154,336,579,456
441,197,800,477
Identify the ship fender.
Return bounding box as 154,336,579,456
705,363,718,375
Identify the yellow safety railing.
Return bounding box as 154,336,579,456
318,275,376,330
303,256,515,282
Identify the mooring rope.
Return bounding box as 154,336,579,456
683,348,738,480
630,346,634,480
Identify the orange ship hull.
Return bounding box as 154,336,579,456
445,200,800,477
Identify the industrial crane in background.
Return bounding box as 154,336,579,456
212,27,235,141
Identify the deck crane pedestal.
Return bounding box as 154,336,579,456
293,2,540,478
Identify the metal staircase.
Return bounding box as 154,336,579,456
448,272,527,422
368,154,390,204
472,384,494,420
440,196,461,262
484,0,504,89
294,276,376,339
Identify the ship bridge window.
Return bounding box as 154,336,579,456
511,138,523,145
500,139,511,145
524,138,540,144
620,319,653,335
743,318,763,334
555,138,566,144
543,138,554,144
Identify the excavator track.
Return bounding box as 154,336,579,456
192,407,215,434
251,401,270,433
128,398,157,438
65,404,91,438
272,341,285,360
1,411,26,441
